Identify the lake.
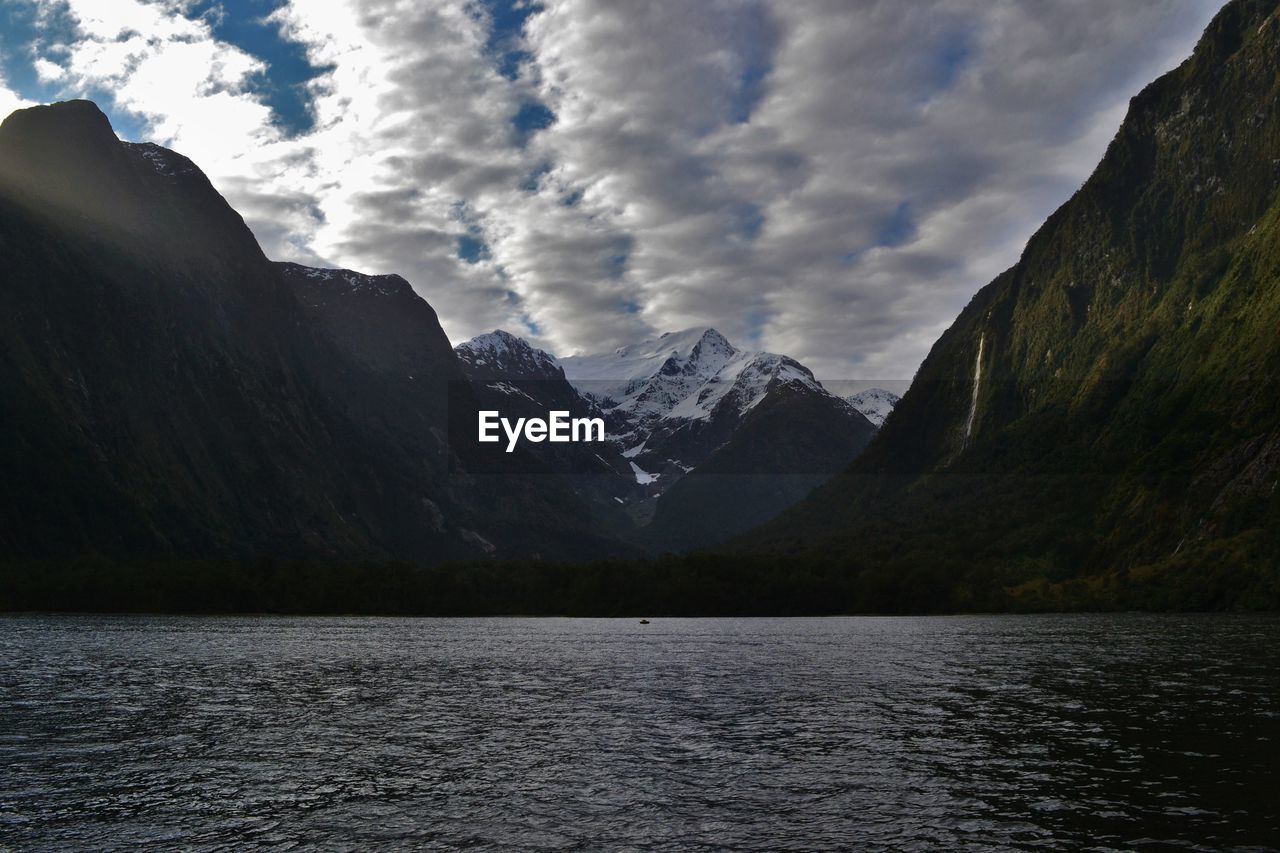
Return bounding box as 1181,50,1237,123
0,614,1276,850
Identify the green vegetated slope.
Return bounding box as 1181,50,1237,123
738,0,1280,608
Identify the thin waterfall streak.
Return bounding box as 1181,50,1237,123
963,333,985,448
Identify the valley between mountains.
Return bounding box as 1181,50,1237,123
0,99,893,562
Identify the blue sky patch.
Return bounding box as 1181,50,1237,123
730,202,765,242
744,309,769,344
513,101,555,146
0,3,68,104
606,252,628,280
472,0,545,80
928,29,974,94
183,0,331,137
730,61,770,124
840,202,916,266
520,161,553,192
0,3,150,139
876,201,915,248
458,234,491,264
723,3,776,125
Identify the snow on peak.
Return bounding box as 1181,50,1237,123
457,329,534,356
455,329,563,380
124,142,197,179
844,388,901,428
559,327,738,401
664,350,823,421
558,328,829,426
278,262,411,298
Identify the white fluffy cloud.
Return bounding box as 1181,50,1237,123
0,82,34,118
13,0,1224,379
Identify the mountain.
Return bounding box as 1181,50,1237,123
641,377,878,551
556,328,878,549
559,327,876,487
844,388,901,429
271,264,632,560
456,329,564,381
0,100,622,563
453,325,876,550
453,330,642,525
738,0,1280,604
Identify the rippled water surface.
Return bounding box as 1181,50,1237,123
1,614,1277,850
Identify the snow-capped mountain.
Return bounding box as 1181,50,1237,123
558,327,825,416
558,328,842,455
453,331,643,524
453,325,878,551
558,328,881,547
844,388,901,428
557,327,740,414
456,329,564,381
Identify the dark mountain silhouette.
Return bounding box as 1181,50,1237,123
0,100,623,563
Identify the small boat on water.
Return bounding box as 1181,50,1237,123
639,619,650,625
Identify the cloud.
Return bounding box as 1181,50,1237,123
32,57,63,82
0,82,34,119
516,0,1224,377
6,0,1225,378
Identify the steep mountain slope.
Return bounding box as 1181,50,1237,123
741,0,1280,590
0,100,619,562
0,101,379,559
642,380,877,551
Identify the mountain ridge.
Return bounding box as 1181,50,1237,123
735,0,1280,591
0,100,628,563
458,325,879,550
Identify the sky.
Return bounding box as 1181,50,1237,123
0,0,1224,381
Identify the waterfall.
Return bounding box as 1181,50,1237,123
963,332,985,449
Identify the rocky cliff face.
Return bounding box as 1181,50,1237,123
741,0,1280,579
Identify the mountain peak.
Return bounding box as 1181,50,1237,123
466,329,529,348
276,262,413,299
0,99,263,261
657,326,732,352
660,326,724,339
844,388,901,428
0,99,115,145
455,329,563,381
0,100,124,200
